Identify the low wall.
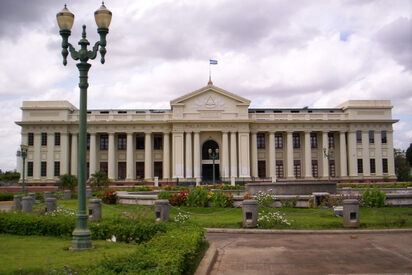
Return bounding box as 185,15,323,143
246,182,337,195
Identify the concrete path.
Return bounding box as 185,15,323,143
206,232,412,274
0,202,12,211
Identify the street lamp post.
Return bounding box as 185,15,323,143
208,148,219,184
56,3,112,251
323,148,334,182
20,145,28,194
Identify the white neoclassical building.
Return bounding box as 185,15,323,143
16,82,397,184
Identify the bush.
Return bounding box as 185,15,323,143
211,190,233,208
255,190,276,207
280,196,299,208
0,192,14,201
97,189,117,204
88,170,111,191
169,191,188,206
158,191,172,200
363,187,386,208
258,210,292,228
57,174,77,191
185,188,209,207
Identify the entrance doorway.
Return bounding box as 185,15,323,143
201,140,220,182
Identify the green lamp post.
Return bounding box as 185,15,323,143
56,3,112,250
208,148,219,184
323,147,334,182
20,145,28,194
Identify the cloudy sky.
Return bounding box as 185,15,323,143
0,0,411,171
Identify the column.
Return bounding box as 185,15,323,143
362,131,370,176
47,133,54,179
172,132,184,178
230,132,238,178
33,133,41,179
238,132,250,178
89,133,97,177
387,130,395,176
163,132,170,179
268,132,276,182
126,133,134,180
108,133,115,179
347,131,357,177
70,133,78,177
321,132,329,178
286,131,294,179
339,132,348,177
304,131,312,178
250,132,258,178
193,131,200,179
144,132,152,180
60,133,69,175
185,132,192,178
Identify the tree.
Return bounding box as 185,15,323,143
57,174,78,191
406,143,412,167
88,170,111,191
394,149,411,182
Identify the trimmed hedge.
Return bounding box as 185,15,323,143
338,183,412,189
0,192,14,201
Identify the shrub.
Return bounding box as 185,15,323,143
97,189,117,204
243,193,253,200
258,210,292,228
255,190,276,207
211,190,233,208
0,192,14,201
169,191,188,206
88,170,111,191
164,185,190,191
280,196,299,208
158,191,172,200
57,174,77,191
185,188,209,207
363,187,386,208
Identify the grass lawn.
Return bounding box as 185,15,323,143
0,234,135,274
52,199,412,230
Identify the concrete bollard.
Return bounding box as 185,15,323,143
89,199,102,221
154,200,169,222
242,200,258,228
196,177,201,187
86,189,93,198
63,190,72,200
343,199,360,228
231,177,236,186
43,191,51,200
154,177,159,187
28,192,36,204
45,198,57,213
22,196,33,213
12,195,22,211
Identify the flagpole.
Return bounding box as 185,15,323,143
209,61,211,83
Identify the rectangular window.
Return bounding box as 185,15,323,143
257,133,265,149
328,133,335,149
54,133,61,146
87,162,90,179
312,160,318,178
258,160,266,178
154,134,163,150
382,158,388,173
118,162,126,179
27,162,33,177
118,134,127,150
100,134,108,150
154,162,163,178
275,133,283,149
41,162,47,177
370,158,376,174
357,159,363,174
87,134,90,150
310,133,317,148
100,162,108,174
41,133,47,146
54,161,60,177
330,160,336,177
293,133,300,149
356,130,362,144
136,162,145,178
136,134,145,150
381,131,387,144
369,130,374,144
276,160,284,178
294,160,301,178
28,133,34,146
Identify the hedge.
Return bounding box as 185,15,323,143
0,192,14,201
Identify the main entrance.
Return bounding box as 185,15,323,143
201,140,220,182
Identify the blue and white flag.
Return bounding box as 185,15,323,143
210,59,218,65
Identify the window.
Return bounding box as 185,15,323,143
154,162,163,178
27,162,33,177
276,160,284,178
136,134,145,150
312,160,318,178
118,162,126,179
357,159,363,174
41,133,47,146
54,161,60,177
369,131,374,144
275,133,283,149
41,162,47,177
382,159,388,173
136,162,145,178
87,134,90,150
310,133,318,148
118,134,127,150
55,133,61,146
87,162,90,179
356,131,362,144
381,131,387,144
258,160,266,178
293,133,300,148
100,134,108,150
328,133,335,149
294,160,301,178
329,160,336,177
28,133,34,146
257,133,265,149
154,134,163,150
100,162,108,174
370,158,376,174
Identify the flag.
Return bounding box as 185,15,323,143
210,59,218,65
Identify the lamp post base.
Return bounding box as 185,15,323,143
72,228,93,250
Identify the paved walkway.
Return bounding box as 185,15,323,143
0,203,12,211
206,232,412,274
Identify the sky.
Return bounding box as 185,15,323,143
0,0,411,171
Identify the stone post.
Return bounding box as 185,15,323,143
196,177,201,186
64,190,72,200
86,189,93,198
22,196,33,213
43,191,51,200
154,176,159,187
231,177,236,186
13,195,22,211
28,192,36,204
45,198,57,213
343,199,360,228
89,199,102,222
242,200,258,228
155,200,170,222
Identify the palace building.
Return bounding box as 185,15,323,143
16,82,397,184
